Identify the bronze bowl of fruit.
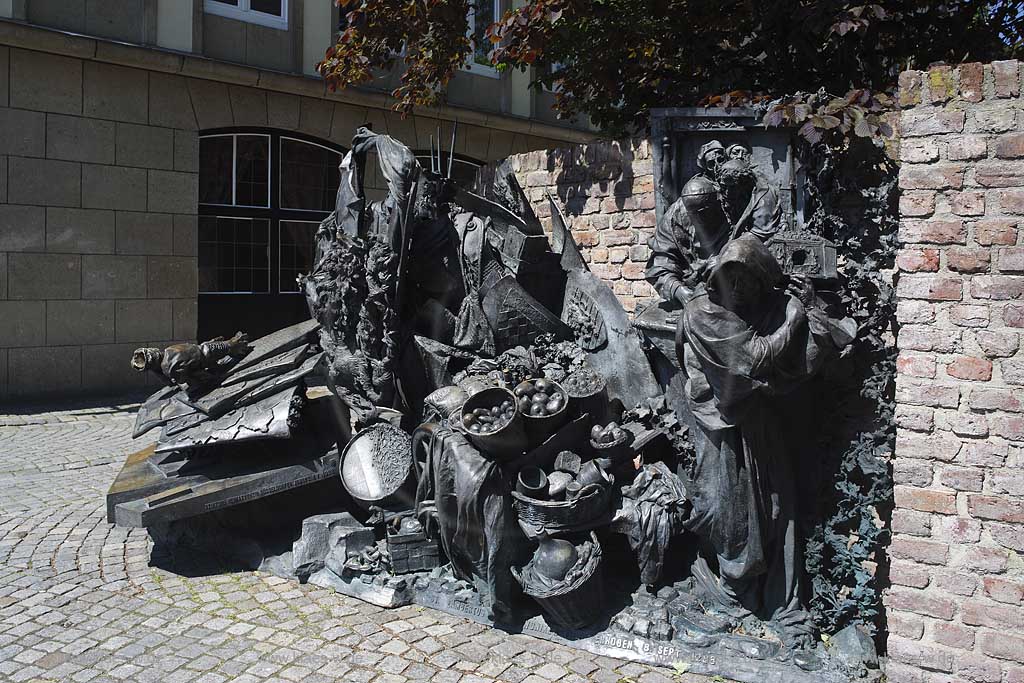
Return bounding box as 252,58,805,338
459,386,527,459
514,378,571,446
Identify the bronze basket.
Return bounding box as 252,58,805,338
512,532,604,630
510,477,614,539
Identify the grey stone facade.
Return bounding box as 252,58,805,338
0,17,591,400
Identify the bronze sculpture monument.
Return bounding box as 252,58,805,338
108,124,876,683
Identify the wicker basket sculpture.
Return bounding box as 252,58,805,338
512,532,604,630
510,476,614,539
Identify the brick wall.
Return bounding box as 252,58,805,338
510,139,658,313
888,61,1024,683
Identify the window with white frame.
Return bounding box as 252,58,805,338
465,0,501,77
198,131,342,295
205,0,288,30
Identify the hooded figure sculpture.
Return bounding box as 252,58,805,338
676,234,854,647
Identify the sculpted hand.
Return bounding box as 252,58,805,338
786,274,815,307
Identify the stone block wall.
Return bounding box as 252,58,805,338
509,139,658,313
0,47,197,399
888,61,1024,683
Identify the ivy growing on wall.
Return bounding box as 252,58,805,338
764,91,898,636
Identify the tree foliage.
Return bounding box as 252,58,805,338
320,0,1024,135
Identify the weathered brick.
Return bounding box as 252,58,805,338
889,611,926,639
897,275,963,301
900,219,967,244
947,135,988,161
898,354,937,378
896,378,961,409
972,275,1024,300
956,652,1004,682
949,304,989,327
937,568,979,596
900,165,965,190
991,469,1024,496
608,247,628,263
898,300,937,324
887,634,956,672
902,110,966,137
962,600,1024,630
969,494,1024,523
976,330,1019,357
959,62,985,102
1001,190,1024,216
894,457,935,487
897,249,940,272
1005,302,1024,327
1001,359,1024,385
972,108,1018,133
947,247,991,272
929,65,956,103
933,622,976,650
956,546,1009,573
933,514,983,542
983,576,1024,605
998,246,1024,272
936,410,988,438
950,190,986,216
885,662,926,683
895,485,957,514
902,139,940,163
974,219,1018,246
601,230,633,247
960,440,1009,467
887,588,956,619
889,558,931,586
621,261,646,280
889,537,950,565
989,521,1024,552
979,629,1024,663
991,414,1024,441
946,356,993,381
993,60,1021,98
996,132,1024,159
978,164,1024,188
896,406,935,433
899,70,924,107
969,386,1023,412
901,191,937,217
892,509,933,536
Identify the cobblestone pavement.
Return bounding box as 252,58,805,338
0,398,719,683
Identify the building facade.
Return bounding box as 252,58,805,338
0,0,593,400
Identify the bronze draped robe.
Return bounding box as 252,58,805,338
676,236,844,641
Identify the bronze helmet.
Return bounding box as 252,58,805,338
680,175,726,237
